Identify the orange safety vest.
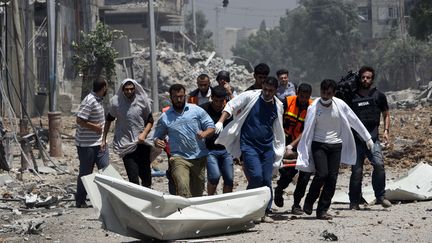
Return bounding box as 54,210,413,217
187,95,199,105
283,96,313,139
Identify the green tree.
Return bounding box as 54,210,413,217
408,0,432,41
72,22,122,99
285,0,362,82
185,10,214,51
367,35,432,90
232,20,285,68
232,0,362,85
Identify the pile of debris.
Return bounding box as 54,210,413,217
386,81,432,109
131,42,255,95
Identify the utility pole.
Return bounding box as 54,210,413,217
47,0,62,157
48,0,57,112
148,0,159,112
1,4,6,91
399,0,406,39
215,7,220,56
192,0,197,43
11,1,31,171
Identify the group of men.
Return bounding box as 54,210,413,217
74,63,392,222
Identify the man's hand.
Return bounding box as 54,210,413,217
94,123,103,134
197,130,206,140
215,122,224,134
383,129,389,144
285,144,294,154
366,139,374,151
101,140,107,151
154,138,166,149
223,83,233,95
138,131,148,144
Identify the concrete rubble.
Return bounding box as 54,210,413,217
130,41,254,96
386,81,432,109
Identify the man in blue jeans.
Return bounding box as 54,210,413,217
75,76,109,208
215,76,285,223
200,86,234,195
349,66,392,209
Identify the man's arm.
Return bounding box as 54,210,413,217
101,113,116,150
153,115,168,149
217,111,231,124
382,110,390,143
138,113,154,144
290,134,302,148
76,117,103,134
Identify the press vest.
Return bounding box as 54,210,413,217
351,89,381,130
283,96,312,139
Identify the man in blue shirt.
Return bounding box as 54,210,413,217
154,84,215,198
215,76,285,223
275,69,296,101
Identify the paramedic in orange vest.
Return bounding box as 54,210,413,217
188,74,212,105
274,83,313,215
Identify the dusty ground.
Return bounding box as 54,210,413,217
1,106,431,242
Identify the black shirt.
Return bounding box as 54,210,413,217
351,88,389,141
200,102,233,150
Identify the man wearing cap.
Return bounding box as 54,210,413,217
215,70,236,100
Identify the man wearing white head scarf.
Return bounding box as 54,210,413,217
102,78,154,187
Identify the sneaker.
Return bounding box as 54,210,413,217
291,205,304,215
274,189,284,208
260,215,274,223
316,212,333,220
349,203,360,210
377,199,392,208
75,202,88,208
303,201,313,215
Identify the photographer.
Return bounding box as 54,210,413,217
348,66,392,210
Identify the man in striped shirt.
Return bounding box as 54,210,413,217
75,76,109,208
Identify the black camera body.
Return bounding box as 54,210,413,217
335,70,359,105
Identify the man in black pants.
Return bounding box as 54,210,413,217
296,79,373,219
348,66,392,209
102,78,154,187
274,83,313,215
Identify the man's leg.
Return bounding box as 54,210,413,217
260,149,275,212
349,141,367,206
122,150,140,185
220,150,234,193
95,146,109,169
206,151,221,195
169,156,192,198
190,157,206,197
76,146,97,207
367,141,390,207
274,167,297,207
136,144,152,188
293,171,312,207
304,142,328,215
316,143,342,216
241,145,263,189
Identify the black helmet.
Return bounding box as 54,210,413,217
216,70,230,83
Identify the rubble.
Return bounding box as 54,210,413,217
131,42,254,99
386,81,432,109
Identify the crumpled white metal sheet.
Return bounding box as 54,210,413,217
333,162,432,203
82,173,270,241
385,162,432,201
